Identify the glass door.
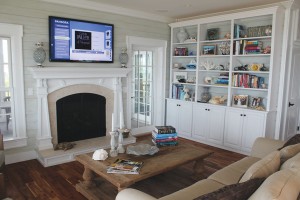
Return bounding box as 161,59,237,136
131,50,153,129
0,37,13,139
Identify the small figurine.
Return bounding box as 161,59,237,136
263,46,271,54
183,87,190,101
54,142,76,151
224,32,231,39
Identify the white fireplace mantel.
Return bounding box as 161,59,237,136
30,66,132,150
31,67,132,79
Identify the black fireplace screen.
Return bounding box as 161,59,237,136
56,93,106,143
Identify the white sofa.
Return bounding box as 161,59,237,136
116,137,300,200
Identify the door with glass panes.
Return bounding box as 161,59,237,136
0,37,14,139
131,49,153,131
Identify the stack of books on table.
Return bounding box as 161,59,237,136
152,126,178,147
107,159,143,174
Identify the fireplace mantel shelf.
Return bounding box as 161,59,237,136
30,67,132,79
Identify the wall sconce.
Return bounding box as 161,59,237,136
33,42,46,67
119,48,128,68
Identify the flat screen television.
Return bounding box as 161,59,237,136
49,16,114,63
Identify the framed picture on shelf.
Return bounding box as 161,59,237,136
206,28,219,40
173,72,187,83
232,95,248,108
203,45,216,55
249,96,263,108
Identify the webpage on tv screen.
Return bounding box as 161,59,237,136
70,29,111,61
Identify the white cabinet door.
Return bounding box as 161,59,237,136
192,104,209,141
192,104,225,145
224,108,267,152
241,111,266,152
166,100,192,138
224,109,244,150
207,106,225,145
166,100,178,128
177,102,193,137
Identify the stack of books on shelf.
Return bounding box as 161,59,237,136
235,40,263,55
172,84,184,100
232,73,265,89
152,126,178,147
244,40,263,54
215,72,229,85
107,159,143,174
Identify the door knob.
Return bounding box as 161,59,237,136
289,102,295,107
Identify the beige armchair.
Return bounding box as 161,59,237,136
0,132,5,198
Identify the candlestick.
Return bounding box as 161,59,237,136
119,112,123,129
109,131,118,157
112,113,114,131
117,129,125,153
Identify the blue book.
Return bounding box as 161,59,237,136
152,131,178,139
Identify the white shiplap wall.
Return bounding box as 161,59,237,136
0,0,170,161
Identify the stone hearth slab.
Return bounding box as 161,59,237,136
36,136,136,167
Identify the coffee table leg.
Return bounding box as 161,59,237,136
82,165,96,188
193,159,206,179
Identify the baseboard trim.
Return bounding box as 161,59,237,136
5,150,37,165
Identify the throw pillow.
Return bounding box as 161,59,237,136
249,168,300,200
278,134,300,150
239,151,280,183
281,151,300,170
279,143,300,163
194,178,265,200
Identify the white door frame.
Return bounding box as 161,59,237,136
126,36,167,135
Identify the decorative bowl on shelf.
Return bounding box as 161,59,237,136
186,64,196,69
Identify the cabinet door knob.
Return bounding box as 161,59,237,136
205,108,207,111
240,114,243,116
243,114,246,117
208,109,210,111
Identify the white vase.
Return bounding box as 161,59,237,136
177,28,188,43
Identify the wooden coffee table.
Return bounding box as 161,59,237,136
75,139,213,200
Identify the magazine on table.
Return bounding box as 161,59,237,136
107,159,143,174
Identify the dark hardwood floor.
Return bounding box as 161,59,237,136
5,136,245,200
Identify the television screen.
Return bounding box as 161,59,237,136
49,16,114,63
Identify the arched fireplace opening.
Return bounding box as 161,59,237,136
56,93,106,143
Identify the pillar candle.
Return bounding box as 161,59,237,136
120,112,124,129
112,113,114,131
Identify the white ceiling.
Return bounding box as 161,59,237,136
42,0,286,22
88,0,284,19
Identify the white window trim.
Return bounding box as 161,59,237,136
0,23,27,149
126,36,167,134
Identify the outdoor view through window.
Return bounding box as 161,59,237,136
0,38,13,139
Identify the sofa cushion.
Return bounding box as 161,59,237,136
239,151,280,183
249,168,300,200
251,137,285,159
281,152,300,170
279,143,300,163
278,134,300,150
208,157,260,185
159,179,225,200
194,178,265,200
